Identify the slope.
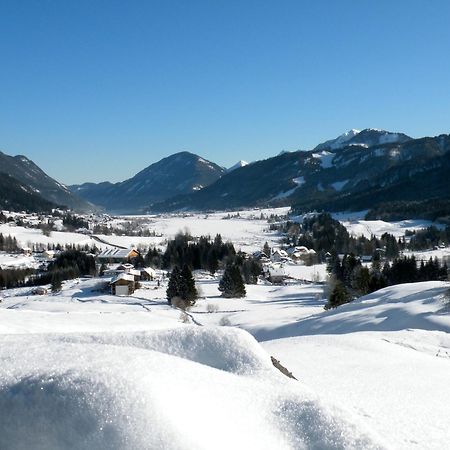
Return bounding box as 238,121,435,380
70,151,225,213
152,132,450,214
0,151,92,211
0,172,59,212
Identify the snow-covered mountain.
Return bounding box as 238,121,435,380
314,128,411,151
227,160,248,172
0,173,59,212
0,151,92,212
70,151,225,213
152,131,450,219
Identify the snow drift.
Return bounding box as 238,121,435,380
0,326,384,449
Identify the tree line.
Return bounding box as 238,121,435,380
326,253,448,309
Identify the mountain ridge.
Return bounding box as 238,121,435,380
70,151,225,213
0,151,92,212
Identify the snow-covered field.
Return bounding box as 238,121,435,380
1,209,450,449
0,207,287,256
1,272,449,449
340,218,435,239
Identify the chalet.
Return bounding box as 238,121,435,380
271,248,289,262
266,263,286,284
43,250,56,260
31,287,48,295
110,273,135,296
140,267,156,281
97,247,140,263
102,268,123,278
21,247,32,256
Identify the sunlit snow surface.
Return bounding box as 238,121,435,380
0,327,383,450
1,209,450,448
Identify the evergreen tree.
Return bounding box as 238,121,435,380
325,281,350,309
219,264,246,298
51,271,62,292
179,264,198,306
166,265,198,306
166,266,182,305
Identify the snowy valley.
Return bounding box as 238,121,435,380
0,208,449,449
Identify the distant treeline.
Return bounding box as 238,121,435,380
366,200,450,224
0,250,96,290
326,253,448,309
276,213,449,258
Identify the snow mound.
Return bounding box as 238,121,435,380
59,326,274,375
254,281,450,340
0,327,384,450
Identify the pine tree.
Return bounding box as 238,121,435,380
179,264,198,306
166,266,182,305
51,271,62,292
219,264,246,298
325,281,350,309
166,265,198,306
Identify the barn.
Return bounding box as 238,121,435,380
110,273,136,296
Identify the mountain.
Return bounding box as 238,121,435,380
227,160,249,173
151,130,450,219
70,151,225,213
314,128,411,151
0,172,59,212
0,151,92,212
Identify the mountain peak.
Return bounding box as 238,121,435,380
314,128,411,151
227,160,248,172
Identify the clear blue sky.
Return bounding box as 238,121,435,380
1,0,450,185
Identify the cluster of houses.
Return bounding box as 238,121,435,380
97,247,158,296
253,245,317,284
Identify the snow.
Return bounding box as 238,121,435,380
262,282,450,449
0,253,38,269
0,320,383,449
1,209,450,448
292,176,305,186
340,219,435,239
227,160,249,172
330,180,348,191
270,187,298,201
312,151,334,169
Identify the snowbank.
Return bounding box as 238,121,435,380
254,281,450,340
0,326,384,450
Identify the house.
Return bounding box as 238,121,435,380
127,268,141,281
140,267,156,281
267,263,286,284
97,247,140,263
43,250,56,260
31,287,48,295
271,248,289,262
110,273,136,296
21,247,32,256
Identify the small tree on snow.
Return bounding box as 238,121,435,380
166,265,198,307
219,264,246,298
